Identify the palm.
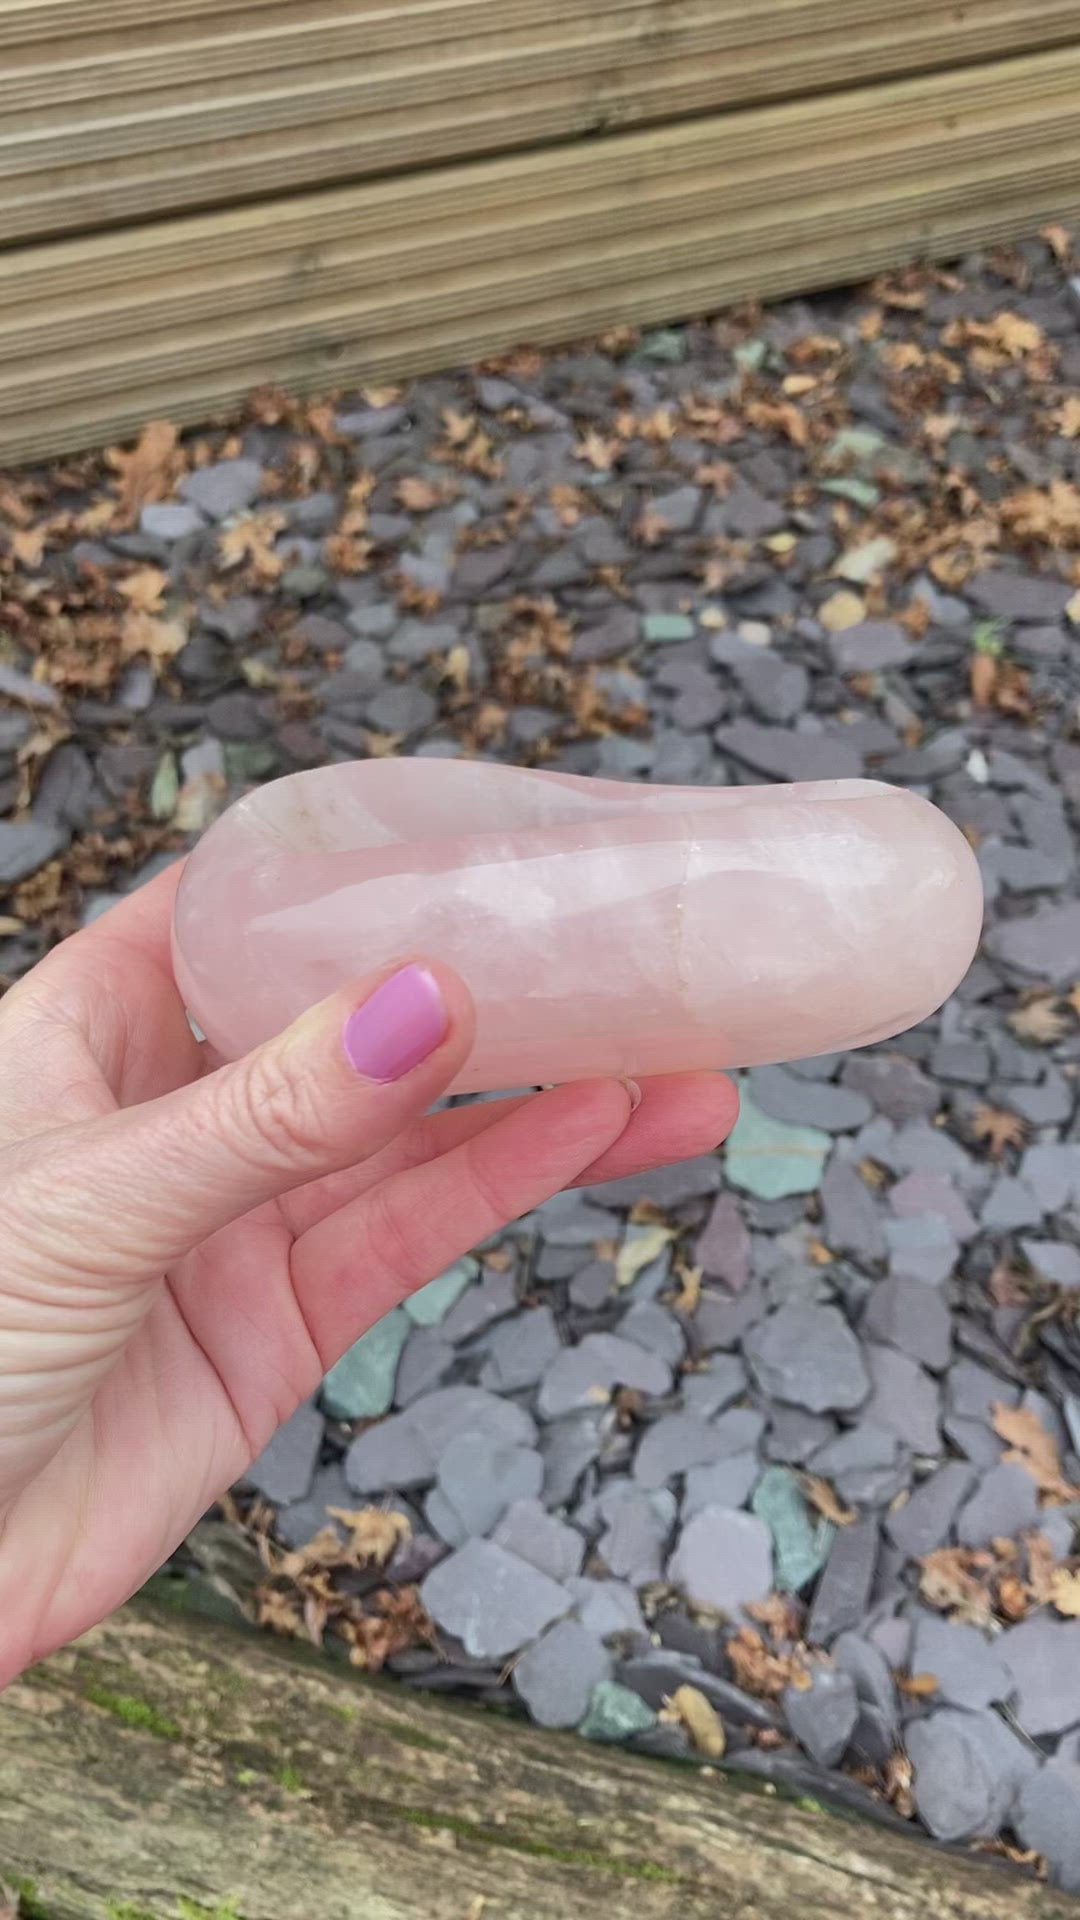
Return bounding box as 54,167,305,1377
0,863,737,1670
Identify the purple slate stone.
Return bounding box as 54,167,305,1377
840,1053,939,1122
696,1191,751,1291
889,1172,977,1243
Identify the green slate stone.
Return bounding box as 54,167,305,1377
225,742,279,783
724,1091,830,1200
321,1308,409,1419
636,327,687,364
734,338,768,372
149,751,179,821
642,612,695,644
579,1679,657,1742
404,1257,478,1326
820,477,880,510
751,1466,834,1593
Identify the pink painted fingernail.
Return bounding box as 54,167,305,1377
343,965,448,1082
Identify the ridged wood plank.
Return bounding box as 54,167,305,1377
1,47,1079,465
2,0,1079,241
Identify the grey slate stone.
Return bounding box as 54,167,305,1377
566,1577,645,1639
909,1613,1011,1711
811,1423,907,1507
479,1305,561,1392
540,1411,606,1506
598,1486,676,1584
408,1386,536,1454
840,1053,939,1121
820,1157,887,1266
246,1399,323,1505
744,1304,870,1413
682,1452,760,1519
907,1710,1020,1841
668,1506,773,1614
748,1064,872,1133
429,1434,544,1544
783,1669,859,1767
140,501,205,540
732,648,809,723
1022,1238,1080,1288
513,1620,613,1728
956,1462,1041,1548
492,1499,585,1582
715,720,863,783
394,1326,454,1406
344,1414,436,1492
968,569,1072,620
620,1302,686,1367
806,1516,880,1645
883,1462,978,1558
1002,1615,1080,1736
421,1539,571,1659
765,1406,836,1464
633,1413,730,1490
889,1171,977,1243
986,900,1080,982
861,1344,941,1454
696,1191,751,1290
180,458,263,519
828,621,913,673
1013,1764,1080,1895
538,1333,673,1419
681,1354,748,1419
0,820,66,884
366,682,438,736
860,1276,953,1372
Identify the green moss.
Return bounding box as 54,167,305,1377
14,1878,52,1920
106,1902,156,1920
176,1899,243,1920
388,1724,451,1755
84,1684,181,1739
275,1763,305,1793
393,1809,684,1883
795,1797,825,1815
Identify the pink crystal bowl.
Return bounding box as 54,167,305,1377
172,761,983,1093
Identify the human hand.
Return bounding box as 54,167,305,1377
0,862,737,1680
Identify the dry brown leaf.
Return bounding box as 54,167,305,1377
1026,1529,1059,1606
107,419,181,520
441,643,471,692
1056,395,1080,439
10,524,46,568
997,1572,1030,1621
549,482,585,527
635,506,670,546
744,397,809,448
671,1264,703,1315
327,1505,411,1566
663,1684,726,1758
969,649,999,709
1000,480,1080,545
219,511,285,580
801,1474,856,1527
971,1102,1028,1158
1007,994,1071,1046
363,729,405,759
119,609,187,664
726,1624,807,1698
918,1546,994,1626
576,428,622,471
396,475,444,512
884,1750,915,1820
993,1400,1078,1500
614,1224,674,1290
1050,1568,1080,1617
898,1671,939,1698
117,565,168,613
1041,223,1072,262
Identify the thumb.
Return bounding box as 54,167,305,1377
18,960,473,1280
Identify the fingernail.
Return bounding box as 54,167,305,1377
623,1077,643,1112
343,965,448,1082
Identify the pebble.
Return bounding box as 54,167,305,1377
538,1332,673,1419
806,1515,880,1645
883,1461,978,1557
421,1540,571,1660
321,1310,410,1419
0,820,66,884
1013,1765,1080,1894
751,1466,831,1592
246,1400,323,1505
860,1276,953,1372
140,501,205,540
908,1613,1011,1711
514,1620,613,1728
744,1304,870,1413
682,1452,760,1518
956,1461,1041,1547
724,1093,831,1200
1002,1615,1080,1736
428,1434,544,1544
783,1669,858,1768
480,1306,561,1392
907,1710,1019,1842
179,458,263,519
579,1679,657,1741
861,1344,941,1454
492,1499,585,1581
668,1506,773,1613
633,1413,732,1489
404,1259,477,1326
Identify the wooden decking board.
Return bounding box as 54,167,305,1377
0,0,1077,239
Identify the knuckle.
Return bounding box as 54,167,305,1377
228,1050,330,1170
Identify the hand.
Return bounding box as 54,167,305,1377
0,863,737,1679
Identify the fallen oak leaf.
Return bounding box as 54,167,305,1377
117,565,168,613
971,1102,1028,1158
576,428,622,472
1049,1567,1080,1617
106,418,182,521
918,1546,995,1626
1007,994,1071,1046
9,524,47,568
898,1672,940,1698
993,1400,1079,1501
396,475,445,512
327,1505,411,1567
119,609,187,664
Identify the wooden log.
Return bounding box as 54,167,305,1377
2,0,1078,242
0,1599,1073,1920
1,44,1079,464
